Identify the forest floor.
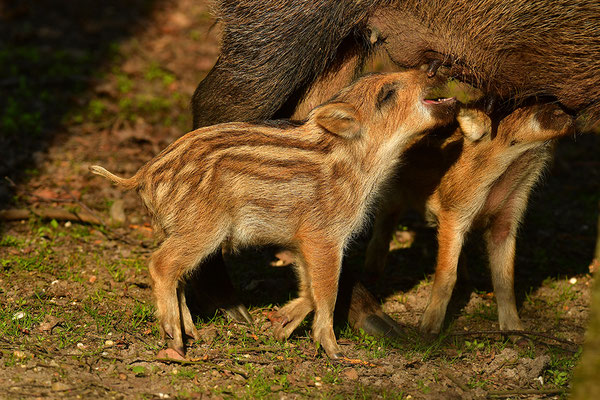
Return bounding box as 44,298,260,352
0,0,599,398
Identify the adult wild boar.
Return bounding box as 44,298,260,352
193,0,600,129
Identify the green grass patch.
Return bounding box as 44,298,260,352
0,234,25,247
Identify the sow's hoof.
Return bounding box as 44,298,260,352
359,313,403,339
222,303,254,325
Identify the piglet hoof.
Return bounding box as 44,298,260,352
272,320,291,342
266,310,288,323
157,347,186,361
502,328,529,347
161,323,176,341
184,325,200,342
223,304,253,325
269,311,293,341
168,343,186,359
419,309,444,338
418,329,439,343
418,324,441,340
360,314,403,339
322,345,345,361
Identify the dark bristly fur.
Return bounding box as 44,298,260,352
192,0,380,127
373,0,600,129
365,103,574,334
193,0,600,131
91,71,457,359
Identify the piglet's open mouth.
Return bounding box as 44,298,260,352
422,97,457,105
422,95,458,122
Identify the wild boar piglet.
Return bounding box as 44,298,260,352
90,70,457,359
365,102,574,335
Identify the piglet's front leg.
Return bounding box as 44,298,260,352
420,212,467,335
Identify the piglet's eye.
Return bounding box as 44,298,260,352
376,84,396,109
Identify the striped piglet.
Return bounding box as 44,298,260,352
90,70,457,359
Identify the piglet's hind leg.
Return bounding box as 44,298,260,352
274,264,314,341
300,239,344,359
485,203,525,332
150,236,222,357
178,282,200,342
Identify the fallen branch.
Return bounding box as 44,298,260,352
3,177,104,225
0,207,103,225
227,346,281,354
0,206,148,248
4,177,153,249
487,388,566,398
60,185,109,227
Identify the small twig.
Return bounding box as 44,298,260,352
61,185,109,227
527,336,579,354
487,388,566,398
223,357,284,366
85,382,114,393
450,330,579,348
443,370,471,393
227,346,281,354
155,358,248,378
4,176,17,187
102,355,127,363
24,362,59,370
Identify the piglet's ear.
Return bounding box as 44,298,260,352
312,102,361,139
457,108,491,142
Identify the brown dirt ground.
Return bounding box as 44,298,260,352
1,0,599,399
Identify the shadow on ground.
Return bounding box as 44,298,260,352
0,0,165,206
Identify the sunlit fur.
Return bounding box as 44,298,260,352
91,70,456,358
